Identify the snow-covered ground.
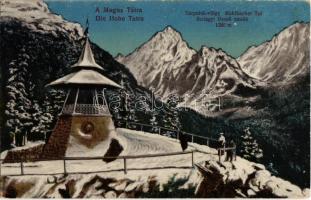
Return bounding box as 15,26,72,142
1,129,309,198
1,128,215,198
1,128,216,176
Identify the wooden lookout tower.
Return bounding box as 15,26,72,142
41,35,122,159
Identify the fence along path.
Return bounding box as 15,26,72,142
1,120,235,176
1,150,214,176
116,120,219,147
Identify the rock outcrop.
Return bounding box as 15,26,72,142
195,159,309,198
2,158,309,198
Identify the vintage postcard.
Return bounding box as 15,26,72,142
0,0,310,198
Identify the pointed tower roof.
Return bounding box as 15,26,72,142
71,37,103,70
47,37,122,88
48,69,122,88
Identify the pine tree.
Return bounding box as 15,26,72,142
150,109,159,133
5,54,33,147
240,127,263,162
122,92,138,128
127,108,138,128
109,95,123,127
44,89,65,139
171,107,181,130
165,94,181,130
30,100,53,141
162,94,181,138
48,88,65,117
113,108,123,127
26,83,64,142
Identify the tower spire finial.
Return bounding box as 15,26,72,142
84,17,89,37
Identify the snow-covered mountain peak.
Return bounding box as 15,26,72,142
2,0,49,14
199,46,237,63
115,26,196,87
1,0,84,40
114,53,124,61
117,27,258,112
196,46,242,76
238,22,310,82
148,26,191,55
161,26,181,38
199,46,217,56
276,22,309,41
197,46,224,69
199,46,228,61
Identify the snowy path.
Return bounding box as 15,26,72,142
2,129,307,199
1,128,217,176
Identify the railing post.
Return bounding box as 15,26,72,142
234,147,237,161
63,159,67,175
191,135,194,143
158,127,161,135
123,158,127,174
20,160,24,175
223,146,226,162
191,151,194,167
218,148,221,163
206,139,209,146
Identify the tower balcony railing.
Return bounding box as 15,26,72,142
62,104,110,116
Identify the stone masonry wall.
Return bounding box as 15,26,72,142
40,115,72,160
4,116,73,162
3,144,44,163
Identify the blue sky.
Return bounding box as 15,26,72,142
46,0,309,57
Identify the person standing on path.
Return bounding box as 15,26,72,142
226,140,236,162
218,132,226,159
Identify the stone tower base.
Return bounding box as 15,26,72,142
41,115,73,160
3,115,121,162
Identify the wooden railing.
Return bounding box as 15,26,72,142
1,150,210,176
116,120,237,163
115,120,220,148
1,148,235,177
0,121,236,176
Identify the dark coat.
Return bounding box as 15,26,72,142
179,132,188,151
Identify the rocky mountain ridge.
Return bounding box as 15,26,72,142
237,22,310,82
116,27,259,99
0,0,84,40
